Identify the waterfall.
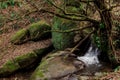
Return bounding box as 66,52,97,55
77,43,101,74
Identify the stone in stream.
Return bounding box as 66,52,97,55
30,51,85,80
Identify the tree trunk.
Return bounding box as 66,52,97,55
94,0,113,62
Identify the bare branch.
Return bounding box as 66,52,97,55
40,9,98,23
46,24,94,33
108,4,120,11
26,0,99,23
71,30,95,53
46,0,86,17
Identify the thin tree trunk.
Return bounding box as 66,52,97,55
94,0,112,62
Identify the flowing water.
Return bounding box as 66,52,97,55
77,43,102,75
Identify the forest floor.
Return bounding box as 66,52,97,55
0,0,53,67
0,15,51,80
0,0,52,79
0,30,51,68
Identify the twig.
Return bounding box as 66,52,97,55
108,4,120,11
109,36,120,63
70,30,95,53
78,0,94,3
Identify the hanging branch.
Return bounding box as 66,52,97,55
43,24,94,34
46,0,99,23
26,0,99,23
46,0,84,17
40,9,98,23
108,4,120,11
70,30,95,53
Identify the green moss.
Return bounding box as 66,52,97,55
10,28,29,44
3,60,20,71
33,68,45,78
66,6,79,13
114,66,120,72
14,52,38,68
28,20,51,41
37,71,44,77
52,17,76,50
33,45,53,56
30,65,46,80
0,60,20,77
30,52,61,80
34,48,47,56
30,56,51,80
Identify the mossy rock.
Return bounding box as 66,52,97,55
14,52,38,69
0,46,53,77
28,20,51,41
52,17,76,50
30,51,77,80
10,29,29,45
33,45,54,56
0,52,37,77
0,60,20,77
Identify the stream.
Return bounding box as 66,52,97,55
77,43,103,75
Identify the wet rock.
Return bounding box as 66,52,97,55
30,51,85,80
28,20,51,41
10,29,29,45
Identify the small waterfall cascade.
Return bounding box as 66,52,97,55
77,43,102,74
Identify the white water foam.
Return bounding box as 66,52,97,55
77,44,101,67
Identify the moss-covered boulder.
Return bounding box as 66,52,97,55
14,52,38,69
28,20,51,41
0,52,37,77
30,51,82,80
0,46,53,77
10,29,29,45
52,17,76,50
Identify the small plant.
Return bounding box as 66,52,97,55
114,66,120,72
93,33,101,48
99,23,105,29
8,0,15,6
93,23,105,48
0,0,19,9
0,1,8,9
